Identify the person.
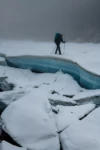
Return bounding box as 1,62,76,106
54,33,65,55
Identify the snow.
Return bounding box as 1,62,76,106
60,107,100,150
0,89,29,105
54,104,95,132
0,66,81,96
0,40,100,149
0,40,100,75
48,93,76,104
0,66,36,88
73,89,100,101
1,141,26,150
0,57,6,66
0,57,4,62
1,90,59,150
47,72,81,96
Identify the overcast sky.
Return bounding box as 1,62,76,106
0,0,100,41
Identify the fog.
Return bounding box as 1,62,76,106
0,0,100,42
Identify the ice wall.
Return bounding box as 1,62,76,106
6,56,100,89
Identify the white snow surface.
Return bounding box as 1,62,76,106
0,40,100,75
1,141,26,150
60,107,100,150
54,104,95,132
48,93,76,104
1,90,60,150
0,57,4,61
0,40,100,150
0,66,81,96
73,89,100,101
0,89,29,105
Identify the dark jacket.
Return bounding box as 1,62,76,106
54,33,65,44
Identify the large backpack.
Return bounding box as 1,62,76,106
54,33,61,41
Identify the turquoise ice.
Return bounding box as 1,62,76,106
6,55,100,89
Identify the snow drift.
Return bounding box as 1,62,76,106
1,90,60,150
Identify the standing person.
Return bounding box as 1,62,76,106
54,33,65,55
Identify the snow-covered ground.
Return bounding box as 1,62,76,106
60,107,100,150
1,141,26,150
0,40,100,150
0,40,100,75
1,90,60,150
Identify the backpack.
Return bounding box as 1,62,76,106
55,33,61,41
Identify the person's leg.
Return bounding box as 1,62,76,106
55,47,57,54
55,43,59,54
58,45,61,55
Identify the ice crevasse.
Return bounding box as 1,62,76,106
5,55,100,89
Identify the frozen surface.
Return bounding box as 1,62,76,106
1,90,59,150
1,41,100,89
54,104,95,132
60,107,100,150
0,89,29,105
0,66,81,96
0,58,4,61
0,57,6,66
73,89,100,100
0,40,100,150
48,93,76,104
0,40,100,75
1,141,26,150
